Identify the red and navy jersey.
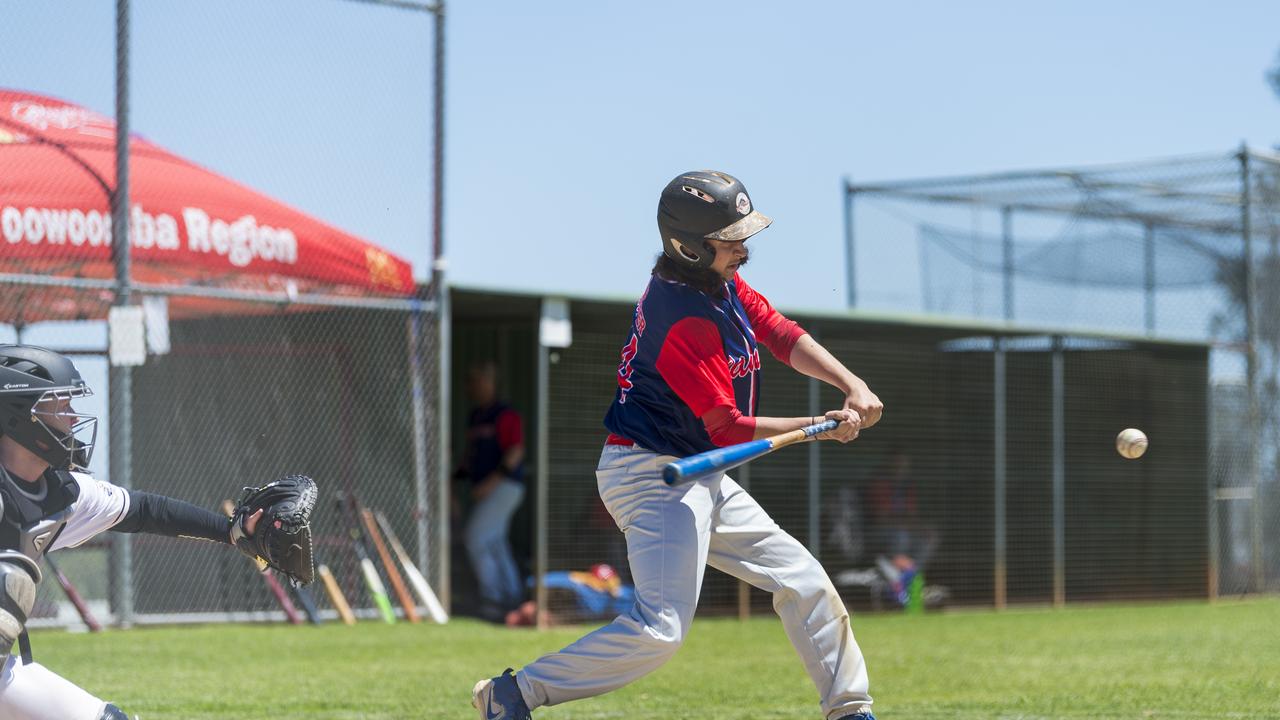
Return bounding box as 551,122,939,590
603,272,806,458
462,402,525,485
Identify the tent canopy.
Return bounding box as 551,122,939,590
0,89,414,322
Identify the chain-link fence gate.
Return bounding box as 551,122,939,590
1,0,447,628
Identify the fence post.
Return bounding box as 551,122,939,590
108,0,135,629
1238,145,1265,594
993,336,1007,610
844,181,856,308
1052,335,1066,608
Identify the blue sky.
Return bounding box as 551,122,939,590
4,0,1279,316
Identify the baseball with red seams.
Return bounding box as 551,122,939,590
1116,428,1148,459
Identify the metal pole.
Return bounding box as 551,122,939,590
109,0,135,628
1051,336,1066,608
534,334,550,629
435,288,451,613
993,337,1007,610
1239,144,1264,594
1207,381,1220,601
1001,207,1014,323
407,308,431,587
431,0,446,285
1143,223,1156,335
844,181,856,308
430,0,451,613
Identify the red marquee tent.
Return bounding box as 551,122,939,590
0,89,414,322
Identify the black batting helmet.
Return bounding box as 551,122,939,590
0,344,97,471
657,170,772,269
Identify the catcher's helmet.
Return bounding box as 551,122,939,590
657,170,772,269
0,345,97,471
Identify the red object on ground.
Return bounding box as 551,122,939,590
0,89,414,321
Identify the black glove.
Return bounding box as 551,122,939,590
229,474,317,585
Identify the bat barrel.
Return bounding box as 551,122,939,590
663,438,773,485
662,419,839,486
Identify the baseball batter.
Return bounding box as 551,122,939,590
0,344,290,720
473,171,883,720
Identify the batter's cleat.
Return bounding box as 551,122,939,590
834,708,876,720
471,668,532,720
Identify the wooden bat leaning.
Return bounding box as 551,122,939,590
314,550,356,625
663,419,839,486
43,554,102,632
374,509,448,624
222,500,302,625
360,507,420,624
338,496,395,624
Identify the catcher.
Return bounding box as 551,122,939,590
0,344,316,720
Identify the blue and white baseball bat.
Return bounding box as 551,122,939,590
663,418,839,486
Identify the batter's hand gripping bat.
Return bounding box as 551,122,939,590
663,419,839,486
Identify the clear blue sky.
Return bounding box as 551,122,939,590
3,0,1279,314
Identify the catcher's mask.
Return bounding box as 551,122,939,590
0,345,97,471
657,170,772,270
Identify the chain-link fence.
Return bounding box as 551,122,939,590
453,289,1210,619
847,148,1280,597
2,0,445,629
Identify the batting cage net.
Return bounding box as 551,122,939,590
4,0,446,629
849,148,1280,599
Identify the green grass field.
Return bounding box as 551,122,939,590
29,598,1279,719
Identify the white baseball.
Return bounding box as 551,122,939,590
1116,428,1148,459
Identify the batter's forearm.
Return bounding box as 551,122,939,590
788,334,865,395
750,415,826,440
111,490,230,544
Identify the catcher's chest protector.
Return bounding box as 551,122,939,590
0,467,79,578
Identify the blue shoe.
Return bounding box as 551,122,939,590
471,668,532,720
835,709,876,720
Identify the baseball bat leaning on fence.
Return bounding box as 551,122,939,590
338,495,396,624
221,500,302,625
359,506,420,624
43,554,102,632
290,579,322,625
374,509,448,624
663,418,840,486
314,549,356,625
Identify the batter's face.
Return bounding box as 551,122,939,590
708,238,750,281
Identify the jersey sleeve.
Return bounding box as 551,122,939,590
654,317,758,445
496,408,524,450
655,317,737,417
49,472,131,551
734,273,807,364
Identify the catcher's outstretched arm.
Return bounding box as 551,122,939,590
111,490,231,543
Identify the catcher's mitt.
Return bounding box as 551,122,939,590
230,474,317,585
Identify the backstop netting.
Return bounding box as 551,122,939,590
849,149,1280,596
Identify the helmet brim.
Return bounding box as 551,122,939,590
704,210,772,242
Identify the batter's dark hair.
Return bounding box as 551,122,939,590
651,250,749,295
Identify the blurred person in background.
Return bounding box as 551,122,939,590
503,563,635,627
456,360,527,622
0,344,268,720
866,446,938,572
